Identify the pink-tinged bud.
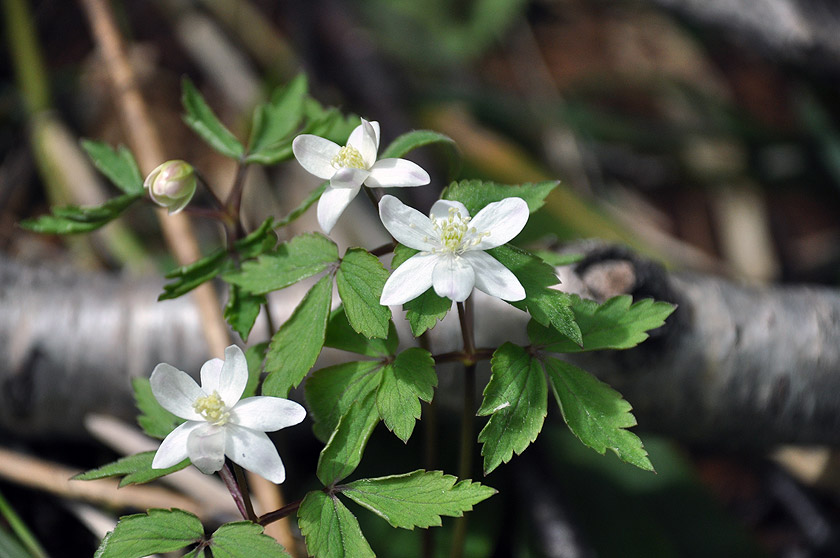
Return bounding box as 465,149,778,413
144,160,197,214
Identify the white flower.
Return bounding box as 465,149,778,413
144,160,197,214
379,195,529,305
292,118,430,233
150,345,305,484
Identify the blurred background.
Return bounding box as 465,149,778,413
3,0,840,556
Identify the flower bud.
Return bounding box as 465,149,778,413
144,160,197,214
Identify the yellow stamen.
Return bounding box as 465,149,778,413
332,145,366,169
430,207,490,255
193,390,230,425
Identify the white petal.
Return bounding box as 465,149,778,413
348,119,380,166
217,345,248,405
462,250,526,301
432,255,475,302
429,199,470,221
232,396,306,432
330,167,370,190
150,363,203,421
186,423,227,475
152,421,201,469
378,195,437,251
366,158,430,188
468,197,529,250
380,252,438,306
199,358,223,393
293,135,340,180
317,184,360,233
225,425,287,484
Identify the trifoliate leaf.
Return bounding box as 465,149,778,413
477,343,547,474
224,233,338,295
324,306,398,358
94,509,203,558
209,521,291,558
442,179,558,215
528,295,675,353
336,248,391,339
263,275,332,397
181,78,244,158
161,217,276,300
316,393,380,485
489,244,582,346
133,378,184,439
342,470,496,529
298,491,374,558
376,348,436,443
306,360,384,441
392,244,451,335
81,140,143,194
544,357,653,471
224,285,264,342
20,192,143,235
242,342,268,399
74,451,189,487
245,74,307,165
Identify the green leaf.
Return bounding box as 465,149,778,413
263,274,333,397
182,77,244,158
161,217,277,300
342,470,496,529
380,129,456,159
245,74,308,164
306,360,384,441
298,491,374,558
477,343,547,474
316,393,380,485
392,244,451,335
20,192,143,234
209,521,291,558
376,348,436,442
324,306,398,358
224,233,338,295
529,295,675,353
336,248,391,339
243,342,268,399
73,451,189,487
441,179,558,216
133,378,184,439
534,250,585,267
81,140,143,194
544,357,653,471
225,285,265,342
379,129,459,176
94,509,204,558
274,182,327,229
489,244,582,346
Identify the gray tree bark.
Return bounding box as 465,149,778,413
2,248,840,450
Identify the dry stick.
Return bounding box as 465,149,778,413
78,0,229,358
0,447,202,516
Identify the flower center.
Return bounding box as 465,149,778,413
193,390,230,425
332,145,366,170
429,207,489,255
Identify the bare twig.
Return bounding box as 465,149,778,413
78,0,229,357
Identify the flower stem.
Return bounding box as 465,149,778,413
450,299,477,558
233,463,257,521
219,463,255,521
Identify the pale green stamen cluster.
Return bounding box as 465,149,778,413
332,145,366,170
193,390,230,425
428,207,489,255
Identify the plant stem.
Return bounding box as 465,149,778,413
450,299,477,558
0,487,47,558
232,463,257,521
224,162,250,237
258,499,302,526
218,464,251,520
